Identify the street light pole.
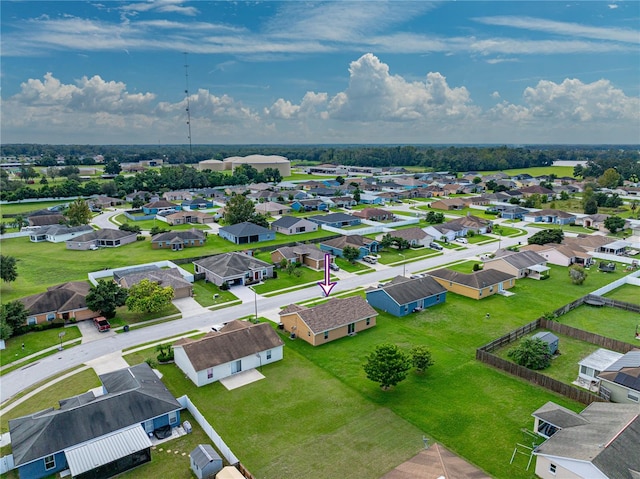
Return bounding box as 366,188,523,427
399,253,406,276
253,288,258,321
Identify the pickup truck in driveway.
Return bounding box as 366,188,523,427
93,316,111,332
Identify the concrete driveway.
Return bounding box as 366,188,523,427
172,297,208,317
76,318,115,343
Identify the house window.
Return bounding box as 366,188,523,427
266,350,272,360
549,463,556,474
28,317,37,326
366,318,370,326
46,313,55,321
169,411,178,424
207,368,213,379
489,286,494,293
436,294,440,302
628,392,639,402
324,331,329,340
44,454,55,470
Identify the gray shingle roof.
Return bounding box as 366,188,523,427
532,401,589,429
373,276,446,305
534,402,640,478
175,321,283,371
38,224,93,236
69,229,137,243
194,252,271,277
219,221,272,237
428,268,515,289
190,444,221,468
271,215,305,228
9,363,180,467
489,250,547,269
19,281,91,315
117,268,191,291
151,229,205,243
390,227,428,242
320,234,375,249
280,296,377,334
308,212,355,224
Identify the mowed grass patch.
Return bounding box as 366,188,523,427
191,280,238,308
0,200,72,217
154,346,425,479
555,304,640,345
252,267,325,294
603,283,640,304
0,326,81,367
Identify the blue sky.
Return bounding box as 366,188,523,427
1,1,639,145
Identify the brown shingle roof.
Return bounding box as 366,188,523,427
280,296,377,334
428,268,515,289
20,282,92,315
174,321,283,371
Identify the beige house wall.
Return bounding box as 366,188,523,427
483,261,521,278
599,379,640,404
430,277,514,300
534,456,596,479
280,313,376,346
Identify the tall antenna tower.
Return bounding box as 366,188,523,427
183,52,193,156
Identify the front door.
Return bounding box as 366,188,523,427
348,323,355,334
231,360,242,374
498,282,503,292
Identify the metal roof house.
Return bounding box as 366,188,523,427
8,363,181,479
366,276,446,317
190,444,223,479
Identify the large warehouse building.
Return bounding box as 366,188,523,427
199,154,291,177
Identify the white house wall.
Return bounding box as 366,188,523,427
173,347,199,386
534,455,607,479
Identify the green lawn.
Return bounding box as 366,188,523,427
113,215,211,231
554,304,640,345
415,206,498,220
479,166,576,178
252,267,326,294
529,223,594,234
108,303,181,328
603,283,640,304
446,261,483,273
376,247,440,265
0,200,74,217
335,257,371,273
191,281,239,308
0,326,81,367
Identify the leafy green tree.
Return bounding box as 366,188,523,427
559,190,570,201
12,215,26,230
104,160,121,175
0,255,19,284
597,168,622,188
528,229,564,245
568,264,587,285
604,216,626,234
119,223,142,234
0,223,6,235
125,279,174,314
224,193,256,225
59,165,80,178
410,346,434,373
0,317,13,340
66,198,92,226
353,188,361,203
131,197,145,209
425,211,445,224
363,343,412,390
508,338,551,370
336,175,345,185
380,233,394,250
249,213,270,228
0,300,29,331
46,166,60,181
342,246,360,263
584,197,598,214
86,279,129,319
262,167,282,184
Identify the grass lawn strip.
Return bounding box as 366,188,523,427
1,339,82,376
0,326,82,367
121,331,203,354
602,283,640,304
555,304,640,345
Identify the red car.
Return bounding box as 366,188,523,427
93,316,111,332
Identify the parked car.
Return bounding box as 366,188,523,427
329,262,340,271
93,316,111,332
429,242,443,250
362,255,378,264
456,237,468,244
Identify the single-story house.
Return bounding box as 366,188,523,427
520,243,595,267
115,267,193,299
163,210,215,225
190,444,223,479
89,195,124,208
163,190,193,201
270,215,318,235
523,209,576,225
599,239,630,256
255,201,292,216
366,275,446,317
66,229,138,250
483,250,550,280
174,320,284,387
151,229,206,251
358,193,384,204
518,185,555,201
194,252,274,286
9,362,182,479
29,224,93,243
319,234,379,259
142,200,181,215
449,215,492,234
271,244,327,270
218,222,275,244
181,198,214,210
19,281,98,325
352,208,394,222
423,223,465,243
308,212,361,229
387,227,433,247
27,213,66,227
597,350,640,404
279,296,377,346
498,206,529,220
532,402,640,479
577,348,623,385
329,196,357,208
531,331,559,355
125,191,158,203
427,268,516,300
290,198,328,212
429,198,466,210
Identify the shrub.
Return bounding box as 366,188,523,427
220,282,230,291
508,338,551,370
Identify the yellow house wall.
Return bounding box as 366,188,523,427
280,313,377,346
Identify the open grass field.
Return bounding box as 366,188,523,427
479,166,576,178
528,223,596,234
251,267,327,294
0,200,73,217
554,304,640,345
376,247,440,265
0,228,337,302
191,280,239,308
113,215,211,231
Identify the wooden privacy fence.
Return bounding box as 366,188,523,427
476,294,640,404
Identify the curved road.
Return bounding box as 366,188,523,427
1,229,529,403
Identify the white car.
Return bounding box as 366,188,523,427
456,237,468,244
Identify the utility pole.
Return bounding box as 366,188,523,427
183,52,193,156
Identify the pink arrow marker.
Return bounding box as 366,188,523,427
318,253,337,297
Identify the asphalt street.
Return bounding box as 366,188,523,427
0,230,527,403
